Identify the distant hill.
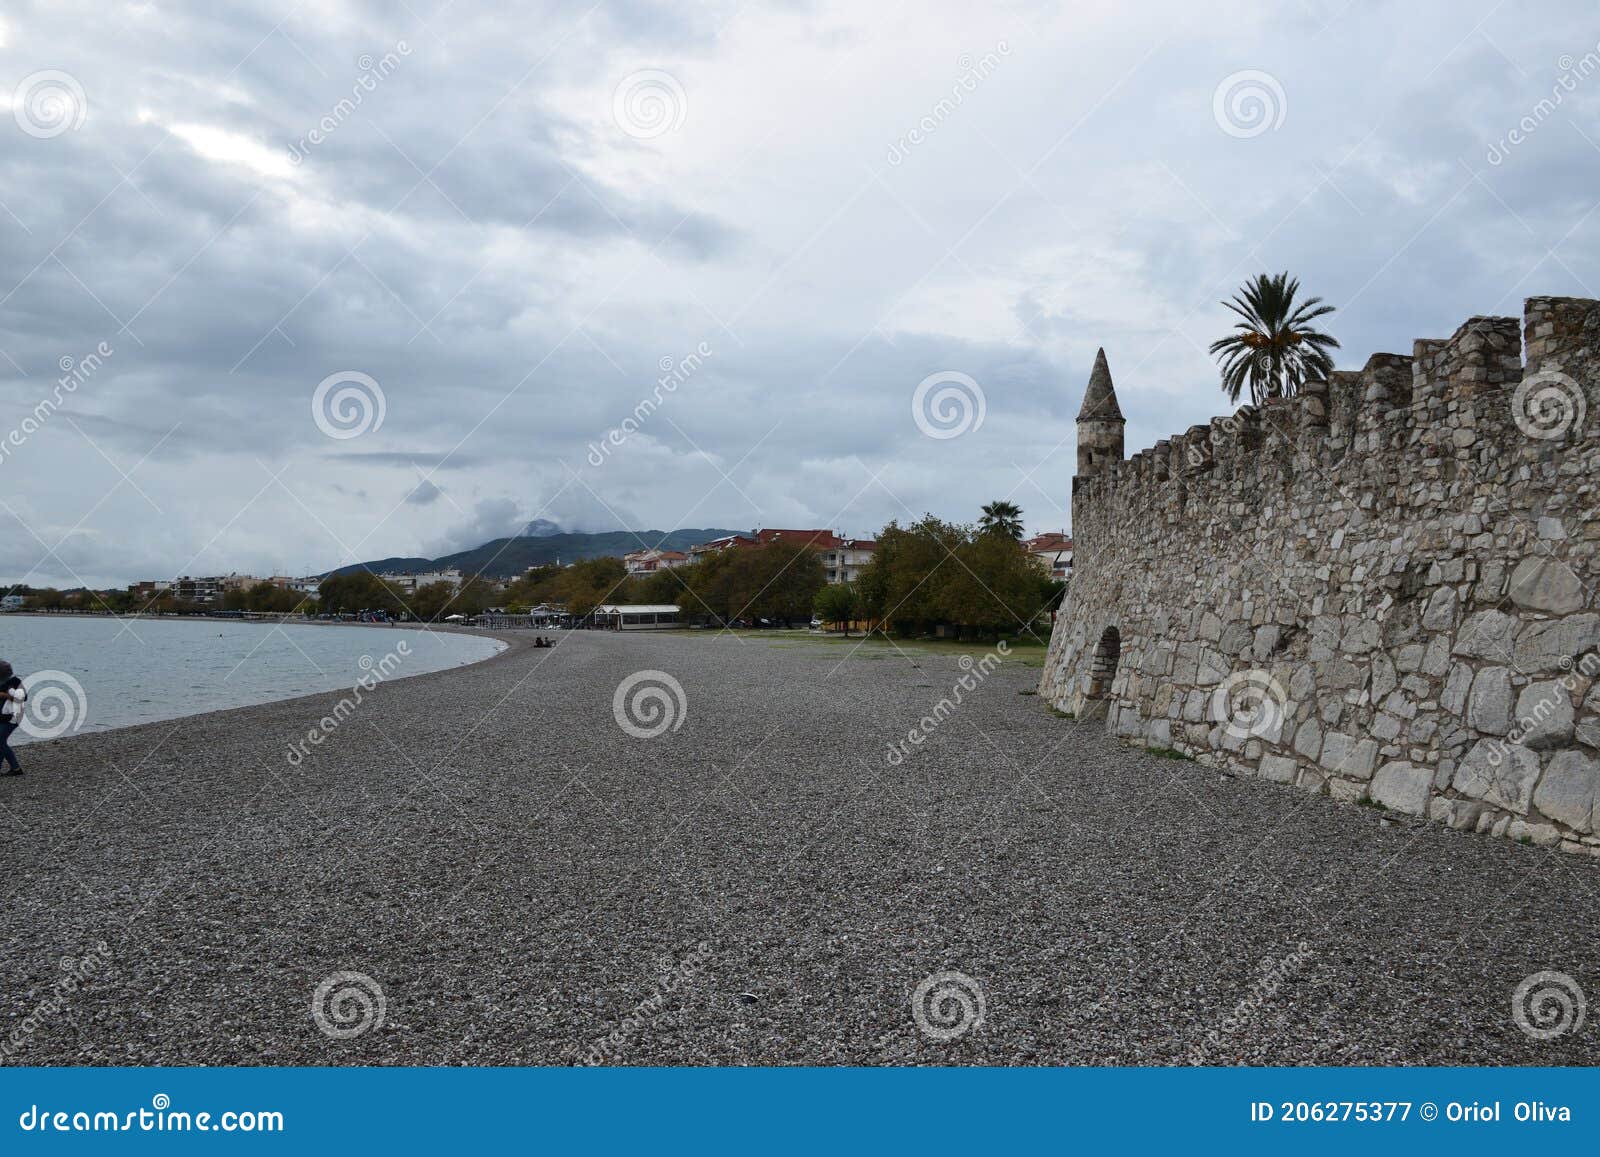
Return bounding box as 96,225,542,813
332,528,742,580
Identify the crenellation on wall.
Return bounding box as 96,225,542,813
1043,295,1600,857
1295,379,1329,453
1323,369,1364,461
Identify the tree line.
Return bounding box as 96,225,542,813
12,504,1062,638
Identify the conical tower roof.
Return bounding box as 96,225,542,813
1076,348,1124,422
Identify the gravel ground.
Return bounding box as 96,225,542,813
1,627,1597,1066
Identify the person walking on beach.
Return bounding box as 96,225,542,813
0,666,24,776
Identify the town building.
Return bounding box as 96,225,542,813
686,529,876,583
686,534,756,562
172,576,222,603
1024,532,1073,580
592,603,681,630
623,549,690,574
380,569,463,593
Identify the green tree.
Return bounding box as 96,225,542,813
854,516,965,637
978,500,1024,538
937,530,1056,642
670,542,823,626
636,566,692,606
318,571,402,615
1209,272,1340,405
410,581,457,622
556,556,630,618
813,582,858,636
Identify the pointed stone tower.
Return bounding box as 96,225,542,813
1075,348,1125,477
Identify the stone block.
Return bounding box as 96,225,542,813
1508,556,1585,614
1513,680,1575,750
1453,610,1516,659
1421,586,1457,631
1465,666,1513,735
1320,731,1378,779
1328,777,1367,803
1513,615,1600,673
1507,818,1562,847
1532,749,1598,833
1454,739,1540,814
1370,761,1432,815
1293,717,1323,761
1258,754,1298,783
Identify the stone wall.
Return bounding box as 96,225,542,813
1040,296,1600,855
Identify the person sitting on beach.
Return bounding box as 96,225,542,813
0,674,25,777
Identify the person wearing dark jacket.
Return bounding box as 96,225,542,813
0,673,24,776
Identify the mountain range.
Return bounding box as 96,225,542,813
332,527,742,580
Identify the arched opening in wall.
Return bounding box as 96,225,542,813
1088,626,1121,699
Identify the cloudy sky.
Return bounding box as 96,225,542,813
1,0,1598,587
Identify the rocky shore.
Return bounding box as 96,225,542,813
0,630,1595,1064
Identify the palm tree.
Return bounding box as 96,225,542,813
1208,272,1340,405
978,500,1024,539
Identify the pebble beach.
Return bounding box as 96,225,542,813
1,629,1596,1065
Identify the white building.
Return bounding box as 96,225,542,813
592,604,681,629
623,549,690,574
380,569,464,593
821,537,877,584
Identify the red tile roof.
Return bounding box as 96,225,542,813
1024,533,1073,553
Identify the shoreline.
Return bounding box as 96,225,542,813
4,621,525,750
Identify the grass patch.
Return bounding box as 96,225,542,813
1046,704,1074,719
1018,689,1037,696
1357,797,1387,811
1144,746,1194,761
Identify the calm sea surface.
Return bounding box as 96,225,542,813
0,616,506,744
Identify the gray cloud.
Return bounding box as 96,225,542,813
2,0,1599,586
